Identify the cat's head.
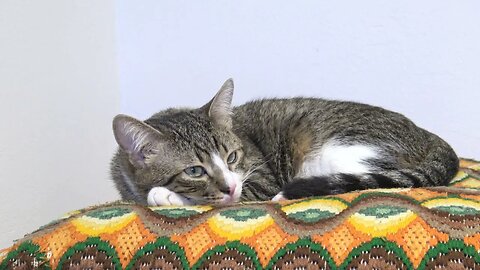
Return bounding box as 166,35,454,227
112,79,246,205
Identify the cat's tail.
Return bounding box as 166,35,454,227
283,133,459,199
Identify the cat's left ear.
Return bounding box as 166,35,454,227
112,114,165,169
202,78,234,128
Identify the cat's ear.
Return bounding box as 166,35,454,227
112,114,164,168
202,78,234,128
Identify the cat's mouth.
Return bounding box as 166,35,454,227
223,183,242,204
190,193,240,205
219,194,238,204
198,181,242,205
192,186,242,205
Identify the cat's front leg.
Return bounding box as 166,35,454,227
147,187,192,206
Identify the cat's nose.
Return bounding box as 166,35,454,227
219,186,229,194
229,183,237,196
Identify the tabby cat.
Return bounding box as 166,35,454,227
110,79,458,206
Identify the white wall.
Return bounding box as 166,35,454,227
117,1,480,158
0,1,119,247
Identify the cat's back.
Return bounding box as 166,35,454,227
231,97,431,162
232,97,407,134
233,97,329,126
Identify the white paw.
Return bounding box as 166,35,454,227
147,187,192,206
271,192,287,202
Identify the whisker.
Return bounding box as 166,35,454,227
241,158,272,184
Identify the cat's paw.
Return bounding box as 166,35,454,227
147,187,192,206
271,192,287,202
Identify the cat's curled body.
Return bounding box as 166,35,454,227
110,79,459,206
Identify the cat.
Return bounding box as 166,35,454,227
110,79,459,206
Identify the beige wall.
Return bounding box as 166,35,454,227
0,1,119,247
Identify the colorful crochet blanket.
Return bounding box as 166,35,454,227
1,159,480,270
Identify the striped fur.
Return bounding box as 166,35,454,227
110,79,459,205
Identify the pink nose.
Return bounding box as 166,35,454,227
229,183,237,196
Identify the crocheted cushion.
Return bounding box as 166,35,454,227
1,158,480,269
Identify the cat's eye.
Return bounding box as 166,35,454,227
227,151,238,164
184,166,206,178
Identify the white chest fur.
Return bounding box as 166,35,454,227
296,140,378,178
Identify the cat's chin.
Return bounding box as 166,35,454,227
219,194,239,204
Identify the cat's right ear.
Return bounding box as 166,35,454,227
112,114,164,169
201,78,234,128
